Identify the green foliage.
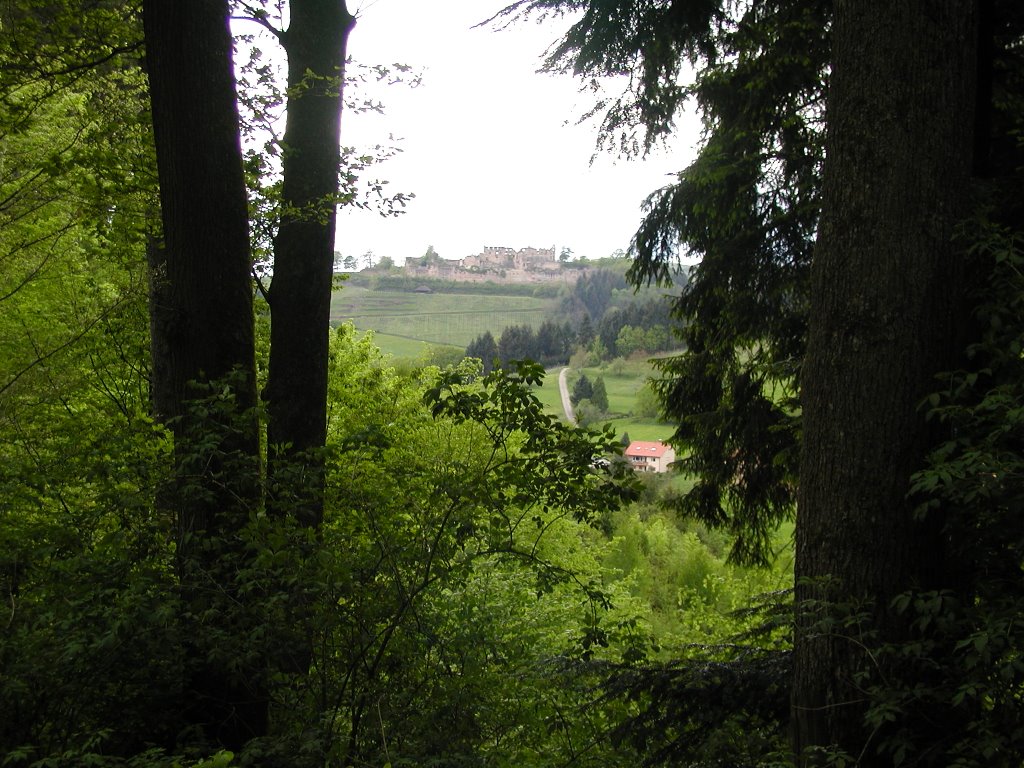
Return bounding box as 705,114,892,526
589,336,609,362
535,318,574,366
1,291,795,768
500,0,822,567
465,329,499,374
424,359,636,531
564,269,628,321
583,498,793,767
419,342,465,369
260,331,646,765
631,0,824,566
0,407,181,761
419,244,441,264
574,397,599,428
496,324,538,367
571,372,594,406
493,4,1024,764
600,642,791,767
0,60,152,413
591,375,610,413
633,382,661,419
601,503,785,643
615,325,647,357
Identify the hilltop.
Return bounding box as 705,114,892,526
339,244,620,287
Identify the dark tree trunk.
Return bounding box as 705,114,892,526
144,0,257,417
143,0,264,749
792,2,977,764
265,0,355,528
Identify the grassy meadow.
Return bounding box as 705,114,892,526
533,368,566,414
579,360,676,442
365,332,433,360
331,285,549,349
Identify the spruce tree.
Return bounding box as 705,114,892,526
591,375,609,413
570,373,593,406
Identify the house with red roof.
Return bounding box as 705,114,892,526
624,440,676,473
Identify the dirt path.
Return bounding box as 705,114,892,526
558,367,575,424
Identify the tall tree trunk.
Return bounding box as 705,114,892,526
143,0,264,749
792,2,977,764
265,0,355,528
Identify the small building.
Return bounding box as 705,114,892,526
624,440,676,473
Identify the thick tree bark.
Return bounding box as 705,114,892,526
265,0,355,528
143,0,263,749
144,1,258,418
792,2,977,764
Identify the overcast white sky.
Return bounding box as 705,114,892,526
333,0,699,264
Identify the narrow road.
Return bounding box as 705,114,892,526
558,366,575,424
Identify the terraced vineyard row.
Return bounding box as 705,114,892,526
330,286,554,350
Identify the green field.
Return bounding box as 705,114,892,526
577,360,676,442
331,286,550,349
606,418,674,443
534,369,566,414
368,332,432,360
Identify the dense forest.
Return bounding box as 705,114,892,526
2,1,1024,767
464,266,680,370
